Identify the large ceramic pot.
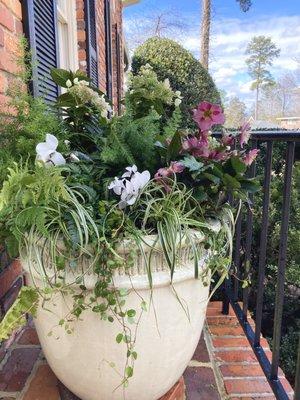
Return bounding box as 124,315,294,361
22,227,217,400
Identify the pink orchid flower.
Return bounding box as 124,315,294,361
182,137,210,158
239,122,251,148
154,162,185,192
243,149,259,166
192,101,225,131
221,132,235,146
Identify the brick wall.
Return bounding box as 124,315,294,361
0,0,23,112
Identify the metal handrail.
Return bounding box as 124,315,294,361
220,130,300,400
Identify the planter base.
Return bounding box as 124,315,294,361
58,377,185,400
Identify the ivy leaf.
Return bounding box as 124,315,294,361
167,131,181,162
50,68,72,87
181,156,204,172
125,366,134,378
116,333,123,343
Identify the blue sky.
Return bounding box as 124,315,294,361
124,0,300,108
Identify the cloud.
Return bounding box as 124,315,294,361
124,10,300,109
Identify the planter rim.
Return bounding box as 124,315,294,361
21,220,220,290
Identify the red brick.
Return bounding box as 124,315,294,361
15,18,23,34
4,30,20,55
0,259,22,298
220,364,265,378
230,397,276,400
4,0,22,19
0,4,14,31
0,347,40,391
280,378,294,394
206,307,236,317
17,327,40,346
22,364,60,400
159,377,185,400
0,48,19,74
214,350,259,363
224,379,273,395
207,316,238,325
192,333,210,363
212,337,269,349
184,366,220,400
209,325,245,336
0,276,23,313
0,73,7,93
0,26,4,46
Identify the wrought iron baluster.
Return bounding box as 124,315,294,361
270,141,295,380
254,141,273,347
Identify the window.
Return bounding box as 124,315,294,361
57,0,78,71
105,0,113,101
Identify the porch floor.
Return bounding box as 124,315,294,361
0,302,294,400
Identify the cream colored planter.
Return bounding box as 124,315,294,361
22,227,217,400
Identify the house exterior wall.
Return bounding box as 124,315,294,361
0,0,124,112
277,119,300,130
0,0,23,111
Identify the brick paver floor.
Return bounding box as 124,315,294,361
0,302,295,400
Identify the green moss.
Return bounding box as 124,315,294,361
132,37,221,127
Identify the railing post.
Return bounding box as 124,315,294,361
295,336,300,400
270,141,295,380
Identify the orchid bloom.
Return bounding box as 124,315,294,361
192,101,225,132
36,134,66,167
154,162,184,192
108,166,150,209
243,149,259,166
239,121,251,148
182,137,210,158
221,132,235,147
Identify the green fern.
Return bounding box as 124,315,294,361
0,287,39,341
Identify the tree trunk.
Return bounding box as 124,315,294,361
200,0,211,70
255,85,259,120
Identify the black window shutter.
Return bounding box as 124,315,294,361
84,0,99,87
115,23,122,114
22,0,59,103
105,0,113,101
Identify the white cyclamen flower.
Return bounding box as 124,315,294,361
163,78,171,90
66,79,72,88
108,166,150,209
36,134,66,166
122,165,138,178
73,77,79,85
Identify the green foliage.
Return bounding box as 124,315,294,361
0,287,39,340
0,42,67,185
132,37,221,127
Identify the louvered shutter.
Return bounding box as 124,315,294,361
105,0,113,101
115,23,122,114
84,0,99,86
22,0,59,103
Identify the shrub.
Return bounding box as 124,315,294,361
132,37,221,127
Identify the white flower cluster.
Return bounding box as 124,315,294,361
67,79,112,119
163,79,182,107
36,134,66,167
108,165,150,209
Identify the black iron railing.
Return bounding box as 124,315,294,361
220,131,300,400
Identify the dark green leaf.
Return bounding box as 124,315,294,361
222,174,241,189
50,68,72,87
231,156,247,174
181,156,204,172
167,131,182,162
